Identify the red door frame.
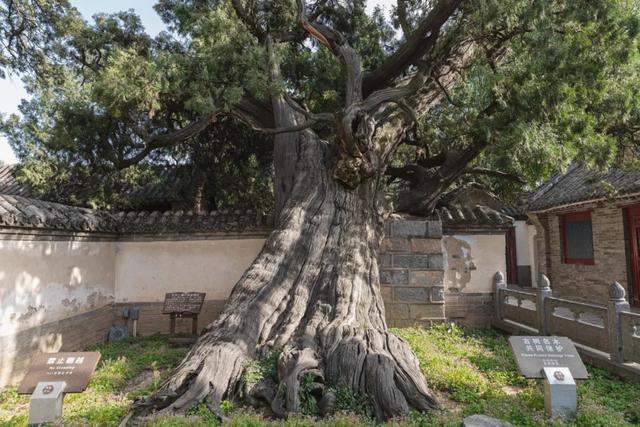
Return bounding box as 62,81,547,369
506,226,518,285
626,204,640,307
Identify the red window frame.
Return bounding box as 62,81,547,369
561,211,595,265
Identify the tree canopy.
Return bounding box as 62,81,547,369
1,0,639,211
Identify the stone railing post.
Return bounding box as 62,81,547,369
536,275,552,335
494,271,507,321
607,282,630,364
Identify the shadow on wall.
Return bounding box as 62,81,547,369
0,326,63,387
444,236,476,292
0,239,116,386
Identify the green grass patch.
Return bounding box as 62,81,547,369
1,326,639,426
393,324,640,426
0,334,187,426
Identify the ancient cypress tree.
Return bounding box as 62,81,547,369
2,0,640,420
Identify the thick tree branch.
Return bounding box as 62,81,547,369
363,0,463,97
118,94,281,168
118,115,217,168
296,0,363,106
396,0,412,36
361,70,428,112
386,164,429,185
236,113,333,135
418,152,447,167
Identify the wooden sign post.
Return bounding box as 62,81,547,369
162,292,206,345
18,352,101,424
509,336,587,420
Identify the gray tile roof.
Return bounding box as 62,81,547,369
528,164,640,211
437,205,514,232
114,209,273,234
0,194,117,232
0,164,31,197
0,194,272,233
0,194,511,234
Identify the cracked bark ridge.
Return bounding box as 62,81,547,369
130,132,438,422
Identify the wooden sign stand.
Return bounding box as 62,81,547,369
162,292,206,346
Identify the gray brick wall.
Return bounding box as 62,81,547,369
445,293,494,326
380,218,446,326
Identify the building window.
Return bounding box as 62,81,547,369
561,211,595,265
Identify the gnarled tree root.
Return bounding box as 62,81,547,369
128,325,437,424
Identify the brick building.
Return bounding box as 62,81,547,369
526,164,640,307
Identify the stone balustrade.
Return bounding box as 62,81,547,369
493,271,640,380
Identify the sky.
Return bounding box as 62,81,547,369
0,0,392,164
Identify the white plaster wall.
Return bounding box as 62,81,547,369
0,239,116,338
443,234,506,293
0,238,116,386
514,220,531,265
114,239,266,302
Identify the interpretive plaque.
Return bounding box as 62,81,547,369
162,292,206,314
18,352,101,394
163,292,206,344
509,336,588,379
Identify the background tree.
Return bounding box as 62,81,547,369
2,0,640,421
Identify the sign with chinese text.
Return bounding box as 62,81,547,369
18,352,101,394
509,336,588,379
162,292,206,314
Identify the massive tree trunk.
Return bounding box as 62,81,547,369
132,129,438,421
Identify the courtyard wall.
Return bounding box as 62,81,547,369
0,216,509,387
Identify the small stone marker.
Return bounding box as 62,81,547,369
509,336,587,420
543,367,576,420
27,381,66,425
18,352,100,425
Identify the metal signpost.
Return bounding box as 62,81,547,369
18,352,101,425
509,336,587,420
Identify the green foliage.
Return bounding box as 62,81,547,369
330,386,374,419
300,372,320,416
242,347,280,387
3,0,640,208
395,0,640,202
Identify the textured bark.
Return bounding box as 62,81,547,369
131,130,438,422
